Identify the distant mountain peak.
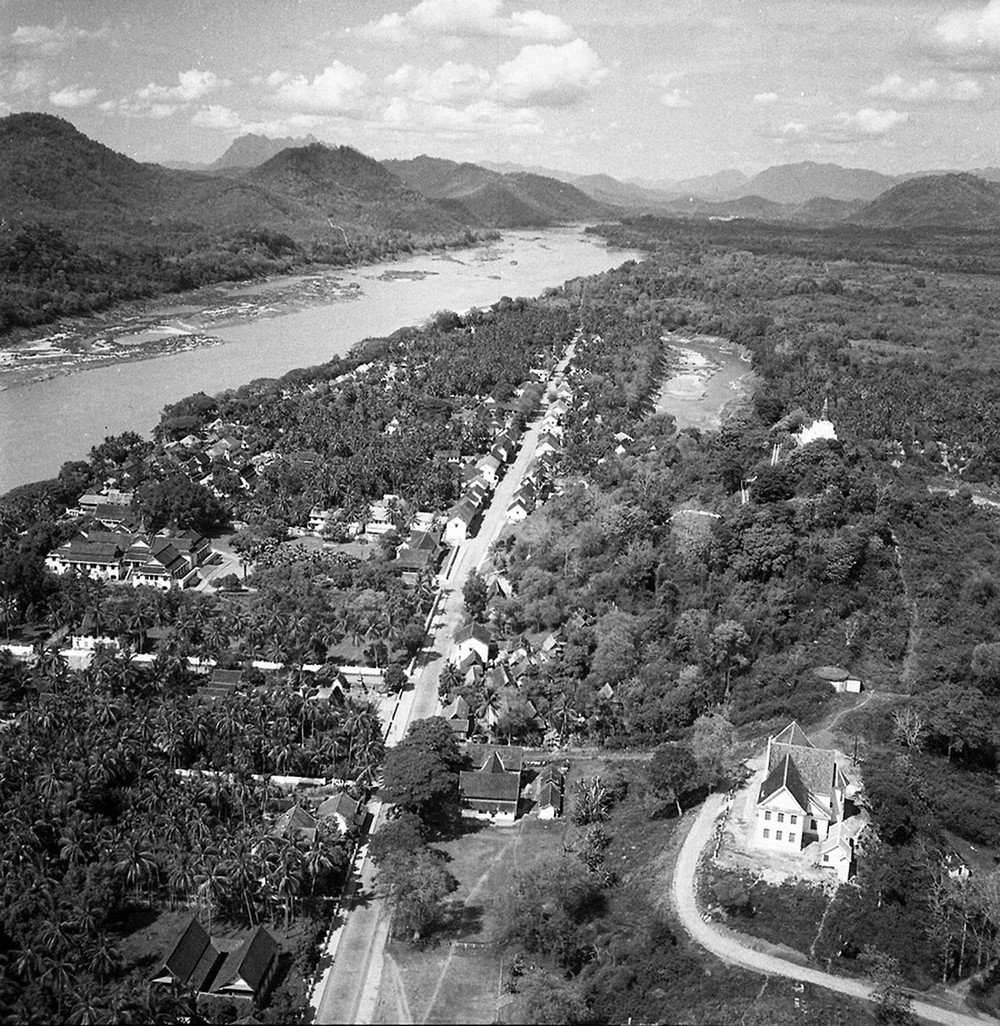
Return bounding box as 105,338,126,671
209,131,322,170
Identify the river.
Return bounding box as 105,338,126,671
654,332,753,431
0,227,639,493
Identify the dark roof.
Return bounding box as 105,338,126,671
459,768,521,802
771,721,813,748
317,792,361,825
537,780,562,809
464,744,524,772
272,804,318,842
212,927,278,995
758,753,810,811
768,743,838,798
454,622,491,646
394,549,433,571
160,917,212,985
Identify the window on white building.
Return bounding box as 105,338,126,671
811,819,817,830
777,813,784,823
788,833,795,844
776,830,783,841
763,828,770,839
764,811,771,821
790,815,797,825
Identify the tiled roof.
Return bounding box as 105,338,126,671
454,622,491,646
768,743,838,798
758,752,810,812
459,768,520,802
212,927,278,995
317,792,361,825
160,917,212,985
772,721,814,748
464,744,524,772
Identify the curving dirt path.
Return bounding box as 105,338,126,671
672,795,994,1026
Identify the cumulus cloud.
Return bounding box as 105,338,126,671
934,0,1000,63
385,61,492,105
267,61,368,113
381,95,541,137
138,69,229,104
772,107,908,145
11,20,107,56
649,72,691,109
357,0,573,44
495,39,607,107
10,63,45,94
754,91,779,104
190,104,243,131
867,71,982,101
49,85,98,108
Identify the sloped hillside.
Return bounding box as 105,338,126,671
852,173,1000,229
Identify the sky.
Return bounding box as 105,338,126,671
2,0,1000,181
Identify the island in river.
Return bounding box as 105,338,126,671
0,227,640,493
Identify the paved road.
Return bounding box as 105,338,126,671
672,794,995,1026
311,351,570,1024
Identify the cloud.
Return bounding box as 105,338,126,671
934,0,1000,63
385,61,492,105
867,71,982,101
267,61,368,114
100,98,178,119
650,71,691,109
10,63,45,94
381,95,541,137
10,20,107,56
754,91,779,104
138,69,229,104
49,85,98,108
356,0,573,44
496,39,607,107
772,107,909,145
190,104,243,131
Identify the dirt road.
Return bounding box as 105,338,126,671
311,351,570,1024
672,794,994,1026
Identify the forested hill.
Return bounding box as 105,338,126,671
241,143,460,234
0,113,483,337
0,113,463,240
851,172,1000,229
382,154,609,227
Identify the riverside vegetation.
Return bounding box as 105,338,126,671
3,213,1000,1021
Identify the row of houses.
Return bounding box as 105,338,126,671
44,527,212,591
445,426,522,544
507,379,571,522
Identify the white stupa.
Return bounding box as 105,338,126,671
795,398,838,447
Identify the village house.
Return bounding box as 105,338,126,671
316,791,365,834
440,694,473,738
444,501,477,545
150,917,279,1007
813,665,864,694
752,722,864,881
477,453,503,487
459,744,524,823
535,764,564,819
453,622,491,665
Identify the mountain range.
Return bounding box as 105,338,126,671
4,114,1000,247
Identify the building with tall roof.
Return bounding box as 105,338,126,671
752,722,854,865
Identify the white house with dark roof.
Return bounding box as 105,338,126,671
753,722,851,855
459,744,524,822
454,622,491,664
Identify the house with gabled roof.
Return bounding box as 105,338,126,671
440,694,473,737
454,622,491,664
753,722,852,857
151,917,279,1006
535,764,564,820
271,804,319,845
445,501,478,544
459,744,524,822
317,791,365,834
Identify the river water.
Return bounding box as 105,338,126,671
0,228,638,492
654,333,753,431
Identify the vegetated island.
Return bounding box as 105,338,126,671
3,210,1000,1024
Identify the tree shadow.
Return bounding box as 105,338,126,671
438,898,485,941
